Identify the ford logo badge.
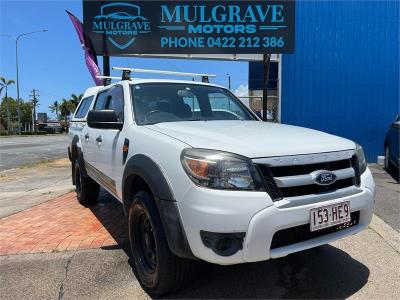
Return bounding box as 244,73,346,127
313,170,337,186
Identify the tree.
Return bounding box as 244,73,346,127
49,100,60,119
0,77,15,134
0,96,32,132
60,98,75,132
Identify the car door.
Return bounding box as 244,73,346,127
74,96,95,164
84,90,109,168
93,85,125,195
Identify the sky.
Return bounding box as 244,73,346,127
0,0,249,118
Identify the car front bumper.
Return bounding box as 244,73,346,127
178,168,375,265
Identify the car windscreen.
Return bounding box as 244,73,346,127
131,83,257,125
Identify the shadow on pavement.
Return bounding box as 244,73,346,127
173,246,369,299
88,189,130,254
386,166,399,183
89,189,370,299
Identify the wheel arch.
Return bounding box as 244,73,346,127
123,154,196,260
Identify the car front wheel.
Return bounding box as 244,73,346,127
128,191,195,297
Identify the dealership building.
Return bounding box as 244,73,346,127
248,1,398,162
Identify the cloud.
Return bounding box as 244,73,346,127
234,84,249,97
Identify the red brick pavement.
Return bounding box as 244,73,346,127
0,192,128,256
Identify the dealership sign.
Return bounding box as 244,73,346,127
83,0,295,55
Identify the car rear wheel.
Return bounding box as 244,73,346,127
74,158,100,204
128,191,195,297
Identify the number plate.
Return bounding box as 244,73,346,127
310,201,351,232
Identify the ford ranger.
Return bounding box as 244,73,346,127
68,70,375,296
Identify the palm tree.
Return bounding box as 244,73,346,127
0,77,15,134
60,99,76,132
49,100,60,119
70,93,83,107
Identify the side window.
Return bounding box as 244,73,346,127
74,96,93,118
94,91,109,110
108,85,124,122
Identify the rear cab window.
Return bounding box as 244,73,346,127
74,96,94,119
94,86,125,122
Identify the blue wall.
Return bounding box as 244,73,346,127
281,0,399,161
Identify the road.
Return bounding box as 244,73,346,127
0,135,69,171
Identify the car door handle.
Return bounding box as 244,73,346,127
84,134,89,141
96,136,102,143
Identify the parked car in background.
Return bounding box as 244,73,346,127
384,114,400,177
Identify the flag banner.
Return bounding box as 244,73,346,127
67,10,103,86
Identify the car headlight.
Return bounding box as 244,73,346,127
355,144,367,174
181,148,264,191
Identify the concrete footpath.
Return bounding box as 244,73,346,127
0,159,72,218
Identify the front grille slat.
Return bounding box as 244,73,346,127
270,211,360,249
256,155,357,201
269,158,351,177
280,178,354,198
274,167,355,188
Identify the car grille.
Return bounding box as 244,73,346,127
278,177,354,198
255,151,359,201
270,211,360,249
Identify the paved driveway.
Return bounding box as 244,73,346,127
370,165,400,231
0,135,69,171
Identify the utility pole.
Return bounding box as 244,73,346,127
30,89,39,133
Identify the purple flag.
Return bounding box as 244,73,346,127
66,10,102,86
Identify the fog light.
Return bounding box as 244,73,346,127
200,231,245,256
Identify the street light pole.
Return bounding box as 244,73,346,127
14,29,48,134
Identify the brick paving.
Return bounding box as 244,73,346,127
0,192,128,256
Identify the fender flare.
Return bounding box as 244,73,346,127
122,154,195,259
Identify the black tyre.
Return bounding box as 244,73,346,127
128,191,195,297
384,145,391,171
74,158,100,205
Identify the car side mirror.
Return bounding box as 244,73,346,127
87,110,123,130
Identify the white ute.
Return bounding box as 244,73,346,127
68,67,375,297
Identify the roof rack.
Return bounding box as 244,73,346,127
112,67,216,83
